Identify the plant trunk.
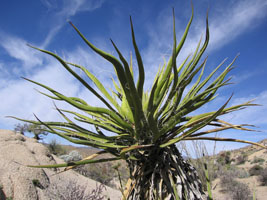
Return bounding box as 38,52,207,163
123,145,205,200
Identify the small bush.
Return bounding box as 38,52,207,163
251,156,265,164
236,168,250,179
47,139,66,155
74,161,129,189
48,180,106,200
249,165,263,176
59,150,82,162
217,151,231,165
258,168,267,186
14,123,28,135
75,163,115,187
220,171,235,186
220,173,252,200
229,181,252,200
14,123,48,140
218,164,248,179
236,154,248,165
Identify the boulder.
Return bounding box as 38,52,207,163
0,130,121,200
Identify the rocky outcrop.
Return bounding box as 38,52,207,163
0,130,121,200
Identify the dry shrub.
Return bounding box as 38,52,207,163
74,162,129,189
74,163,115,186
236,168,250,179
258,168,267,186
59,150,82,162
58,150,129,189
47,139,66,155
216,151,231,165
249,165,263,176
48,180,107,200
220,171,252,200
218,164,249,180
229,181,252,200
236,153,248,165
251,156,265,164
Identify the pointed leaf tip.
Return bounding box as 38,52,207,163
69,21,74,26
26,44,36,49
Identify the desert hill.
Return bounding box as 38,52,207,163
209,139,267,200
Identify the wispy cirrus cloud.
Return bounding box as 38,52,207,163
225,91,267,126
41,0,105,48
0,0,106,75
208,0,267,51
57,0,104,16
0,34,43,70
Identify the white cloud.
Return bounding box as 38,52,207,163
58,0,104,17
224,90,267,126
231,72,257,84
41,25,62,49
142,0,267,76
40,0,105,17
0,45,115,130
208,0,267,51
41,0,105,48
40,0,58,10
0,35,43,69
0,60,79,128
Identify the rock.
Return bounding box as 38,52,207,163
0,130,121,200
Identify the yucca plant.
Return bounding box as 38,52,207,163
10,5,266,200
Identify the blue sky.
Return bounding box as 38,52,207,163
0,0,267,154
